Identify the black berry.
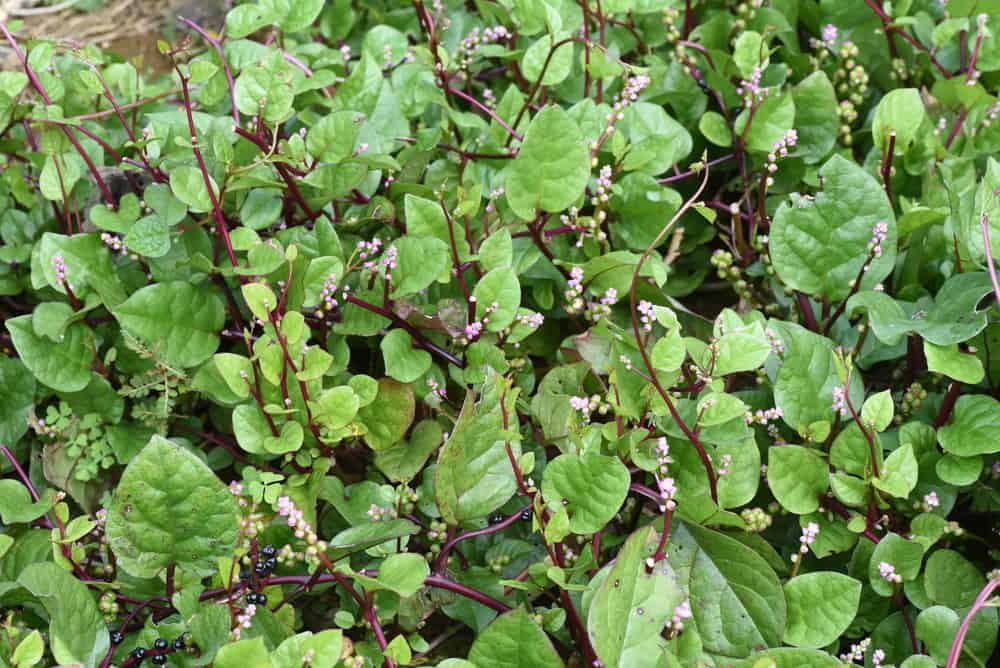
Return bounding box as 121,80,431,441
172,637,185,650
246,591,259,604
521,509,532,521
111,630,124,644
261,544,276,557
154,638,168,650
151,655,167,666
254,561,269,575
263,556,278,570
130,648,146,661
239,568,250,580
256,592,267,606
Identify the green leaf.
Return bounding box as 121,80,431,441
473,267,522,331
861,389,894,432
115,282,225,368
667,523,785,657
272,631,343,668
307,110,361,163
506,105,590,220
791,71,838,164
11,630,44,668
328,518,419,560
106,435,240,577
0,357,36,445
17,563,109,668
873,444,918,498
356,378,415,451
872,88,926,154
766,446,828,514
391,236,449,298
377,552,430,598
7,316,93,392
924,549,987,608
868,533,924,596
170,165,217,214
381,329,432,383
587,526,684,668
935,453,983,485
783,572,861,648
374,419,443,483
215,637,270,668
235,51,295,124
770,155,896,301
123,215,171,258
0,480,55,524
521,36,573,87
924,341,985,384
735,92,795,153
622,103,692,175
436,384,520,524
469,608,564,668
541,452,630,535
728,648,842,668
226,4,275,38
938,395,1000,456
733,31,764,77
714,321,771,375
699,111,732,147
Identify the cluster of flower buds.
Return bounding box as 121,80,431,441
100,232,133,258
664,599,692,635
661,5,681,42
709,250,753,301
366,503,398,522
915,490,941,513
878,561,902,584
764,128,798,185
484,186,505,214
590,73,650,160
562,207,608,249
654,437,677,512
570,394,609,422
487,553,512,574
584,288,618,323
746,406,783,426
460,299,499,345
840,637,871,665
564,266,586,314
456,25,511,69
592,165,613,205
233,603,256,639
737,66,768,108
741,507,773,532
357,237,383,268
831,385,851,417
791,522,820,565
312,274,339,319
868,221,889,259
894,382,927,423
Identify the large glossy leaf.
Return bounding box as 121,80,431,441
114,281,225,368
468,608,564,668
17,562,109,668
106,436,240,577
771,155,896,301
666,523,786,659
506,105,590,220
587,526,684,668
7,315,93,392
435,382,521,524
541,452,630,535
783,572,862,648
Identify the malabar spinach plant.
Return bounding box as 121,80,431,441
1,0,999,667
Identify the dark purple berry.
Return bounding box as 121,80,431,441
263,556,278,571
521,509,532,521
261,544,276,557
111,630,124,644
172,637,186,650
254,561,269,575
151,655,167,666
256,592,267,606
130,648,146,661
154,638,168,650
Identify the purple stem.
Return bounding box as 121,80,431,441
283,51,313,77
1,444,39,502
178,16,240,126
946,578,1000,668
447,86,523,141
434,503,531,572
981,213,1000,311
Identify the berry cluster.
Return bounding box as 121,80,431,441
113,635,187,665
709,250,753,302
